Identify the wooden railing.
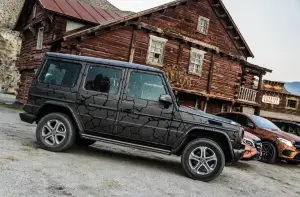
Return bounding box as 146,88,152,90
238,87,258,103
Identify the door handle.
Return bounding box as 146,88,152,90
121,109,133,113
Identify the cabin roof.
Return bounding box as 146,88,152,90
39,0,122,24
63,0,254,58
46,52,163,72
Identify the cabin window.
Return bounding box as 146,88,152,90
146,35,167,67
32,4,37,18
197,16,210,35
188,48,206,75
286,98,298,109
66,20,85,32
36,27,44,50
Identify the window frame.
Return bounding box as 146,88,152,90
38,59,83,88
82,64,124,96
286,98,298,110
36,27,44,50
197,16,210,35
188,48,206,76
125,70,169,102
146,35,168,67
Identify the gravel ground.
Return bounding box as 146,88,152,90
0,106,300,197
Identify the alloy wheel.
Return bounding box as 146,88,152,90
261,142,275,161
188,146,218,175
41,119,67,146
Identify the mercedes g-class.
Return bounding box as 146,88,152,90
20,53,245,181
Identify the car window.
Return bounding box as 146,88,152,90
237,115,255,128
85,65,122,94
250,115,280,131
127,72,166,101
221,114,238,122
39,60,82,87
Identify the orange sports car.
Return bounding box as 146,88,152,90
217,112,300,164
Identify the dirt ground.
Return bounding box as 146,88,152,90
0,106,300,197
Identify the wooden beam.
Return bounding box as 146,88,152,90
212,3,221,8
207,53,215,94
218,13,227,18
177,44,184,64
129,28,137,63
239,47,246,50
226,26,234,30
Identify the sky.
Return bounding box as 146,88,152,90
109,0,300,82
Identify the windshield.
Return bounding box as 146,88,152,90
251,115,281,131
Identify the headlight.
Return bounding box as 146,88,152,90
277,138,293,147
242,138,255,148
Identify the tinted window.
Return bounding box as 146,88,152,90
127,72,166,101
39,60,81,87
85,65,122,94
237,115,255,128
221,114,238,122
251,115,280,131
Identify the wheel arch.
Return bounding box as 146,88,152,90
172,127,235,163
36,101,84,133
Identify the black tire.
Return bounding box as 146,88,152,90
36,113,76,152
286,160,300,165
181,138,225,182
76,138,96,146
260,141,277,163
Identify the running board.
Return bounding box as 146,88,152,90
81,134,172,155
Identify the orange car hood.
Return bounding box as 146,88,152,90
263,128,300,143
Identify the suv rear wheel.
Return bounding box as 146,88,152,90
36,113,76,152
181,138,225,182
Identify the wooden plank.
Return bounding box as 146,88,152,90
129,28,137,63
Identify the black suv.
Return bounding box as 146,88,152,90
20,53,245,181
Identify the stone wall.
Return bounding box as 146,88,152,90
0,0,24,94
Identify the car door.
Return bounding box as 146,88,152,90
116,70,174,145
76,63,124,136
236,115,256,134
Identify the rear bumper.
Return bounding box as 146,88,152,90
19,113,36,124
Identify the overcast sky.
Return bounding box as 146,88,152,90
109,0,300,82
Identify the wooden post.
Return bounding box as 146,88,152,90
177,44,183,64
207,53,214,94
254,72,263,115
129,28,137,63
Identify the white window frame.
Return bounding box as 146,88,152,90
146,35,168,67
286,98,298,110
197,16,210,35
36,27,44,50
32,4,37,18
188,48,206,76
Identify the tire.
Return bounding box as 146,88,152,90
76,138,96,146
286,160,300,165
181,138,225,182
260,141,277,163
36,113,76,152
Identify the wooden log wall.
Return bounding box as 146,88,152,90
261,91,300,116
140,0,241,56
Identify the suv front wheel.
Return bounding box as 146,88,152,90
36,113,76,152
181,138,225,182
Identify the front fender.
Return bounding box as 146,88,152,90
171,127,235,160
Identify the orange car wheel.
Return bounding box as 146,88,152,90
261,141,277,164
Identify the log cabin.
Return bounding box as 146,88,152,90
14,0,272,114
244,80,300,122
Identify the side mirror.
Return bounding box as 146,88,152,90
159,95,173,105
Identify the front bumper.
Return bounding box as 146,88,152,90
19,113,36,124
277,141,300,161
233,149,245,161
